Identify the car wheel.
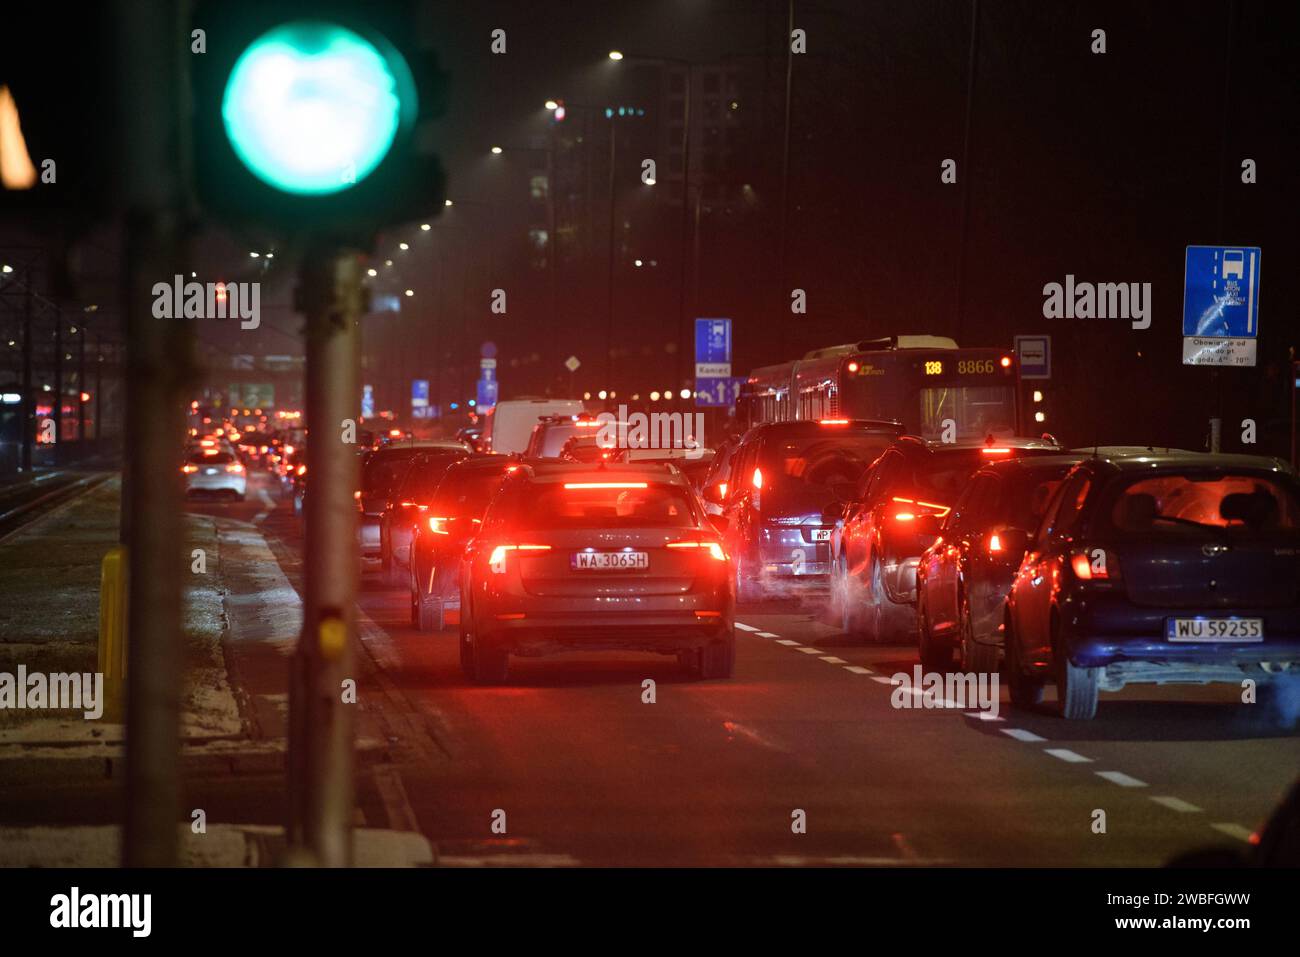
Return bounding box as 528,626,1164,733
1053,621,1099,720
734,551,760,604
916,590,954,672
867,555,900,643
958,597,997,675
417,592,443,632
1005,616,1044,709
473,634,509,684
409,566,420,626
698,630,736,679
677,648,702,677
458,614,475,679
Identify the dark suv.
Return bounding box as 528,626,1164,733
715,419,904,601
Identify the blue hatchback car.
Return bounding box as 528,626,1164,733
1005,451,1300,719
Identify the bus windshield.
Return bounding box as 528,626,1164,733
838,352,1016,438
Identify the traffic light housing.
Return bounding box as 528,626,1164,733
190,0,448,245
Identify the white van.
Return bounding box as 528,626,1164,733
483,398,586,454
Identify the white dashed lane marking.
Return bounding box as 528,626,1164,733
796,647,822,655
1096,771,1148,788
1044,748,1094,764
1210,823,1255,843
733,622,760,632
1001,728,1046,743
843,665,872,675
1150,796,1202,813
870,676,896,685
775,639,801,646
965,711,1004,722
755,631,780,638
819,656,847,664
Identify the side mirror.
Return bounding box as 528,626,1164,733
822,501,845,524
708,513,728,534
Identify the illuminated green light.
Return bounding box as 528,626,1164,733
221,21,414,195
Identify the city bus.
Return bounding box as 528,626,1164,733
738,335,1020,439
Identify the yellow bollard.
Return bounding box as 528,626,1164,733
97,545,129,722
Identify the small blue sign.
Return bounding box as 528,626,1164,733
1182,246,1261,338
695,376,745,408
476,377,498,409
411,379,429,409
695,318,731,365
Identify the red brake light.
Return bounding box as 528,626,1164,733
818,418,849,425
894,512,915,521
181,465,198,473
563,482,647,489
1070,548,1119,581
988,533,1003,554
1000,355,1012,368
573,420,601,428
428,516,450,535
667,541,727,561
981,447,1013,456
226,463,244,474
751,467,763,490
890,496,950,518
718,481,728,497
297,464,307,476
488,543,551,573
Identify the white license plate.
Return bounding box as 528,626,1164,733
205,468,219,475
1166,617,1264,642
572,551,649,571
810,529,832,542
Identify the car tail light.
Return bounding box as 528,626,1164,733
428,516,450,535
981,447,1013,456
987,533,1003,555
718,481,728,498
226,463,244,474
890,496,949,520
181,465,198,473
1070,547,1121,582
818,418,849,426
296,464,307,476
667,541,727,561
399,500,428,510
751,467,763,490
563,482,648,490
488,544,551,574
1000,355,1012,369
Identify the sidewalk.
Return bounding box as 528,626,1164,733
0,477,433,867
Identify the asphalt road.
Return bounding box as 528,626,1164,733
197,472,1298,866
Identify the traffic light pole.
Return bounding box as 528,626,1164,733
288,245,363,867
116,0,195,867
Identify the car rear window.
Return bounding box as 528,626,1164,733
914,450,985,500
760,433,894,489
361,449,422,494
517,482,696,529
430,467,511,516
1103,473,1300,536
188,450,234,464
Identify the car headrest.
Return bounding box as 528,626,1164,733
1119,492,1158,529
1220,488,1279,529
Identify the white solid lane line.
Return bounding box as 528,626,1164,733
1095,771,1148,788
1044,748,1094,764
1001,728,1047,743
1149,796,1202,813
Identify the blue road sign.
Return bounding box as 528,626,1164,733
695,318,731,365
695,376,745,408
1182,246,1261,338
476,376,498,409
411,379,429,409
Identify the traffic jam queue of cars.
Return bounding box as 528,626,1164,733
351,338,1298,717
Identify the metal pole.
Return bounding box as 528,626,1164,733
546,143,559,394
94,334,103,448
77,324,86,450
954,0,981,345
776,0,794,358
52,310,62,464
117,0,194,867
19,278,33,472
288,245,362,866
605,119,617,390
675,66,693,392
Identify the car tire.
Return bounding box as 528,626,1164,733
677,648,702,677
698,631,736,679
409,569,420,627
418,592,443,632
458,615,475,680
916,591,954,672
1006,617,1045,709
472,631,509,684
867,555,900,643
734,551,760,604
1054,622,1100,720
958,598,997,675
836,556,865,638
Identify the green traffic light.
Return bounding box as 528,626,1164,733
221,21,415,196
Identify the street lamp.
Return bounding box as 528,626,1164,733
607,50,624,61
490,145,503,154
544,99,559,110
